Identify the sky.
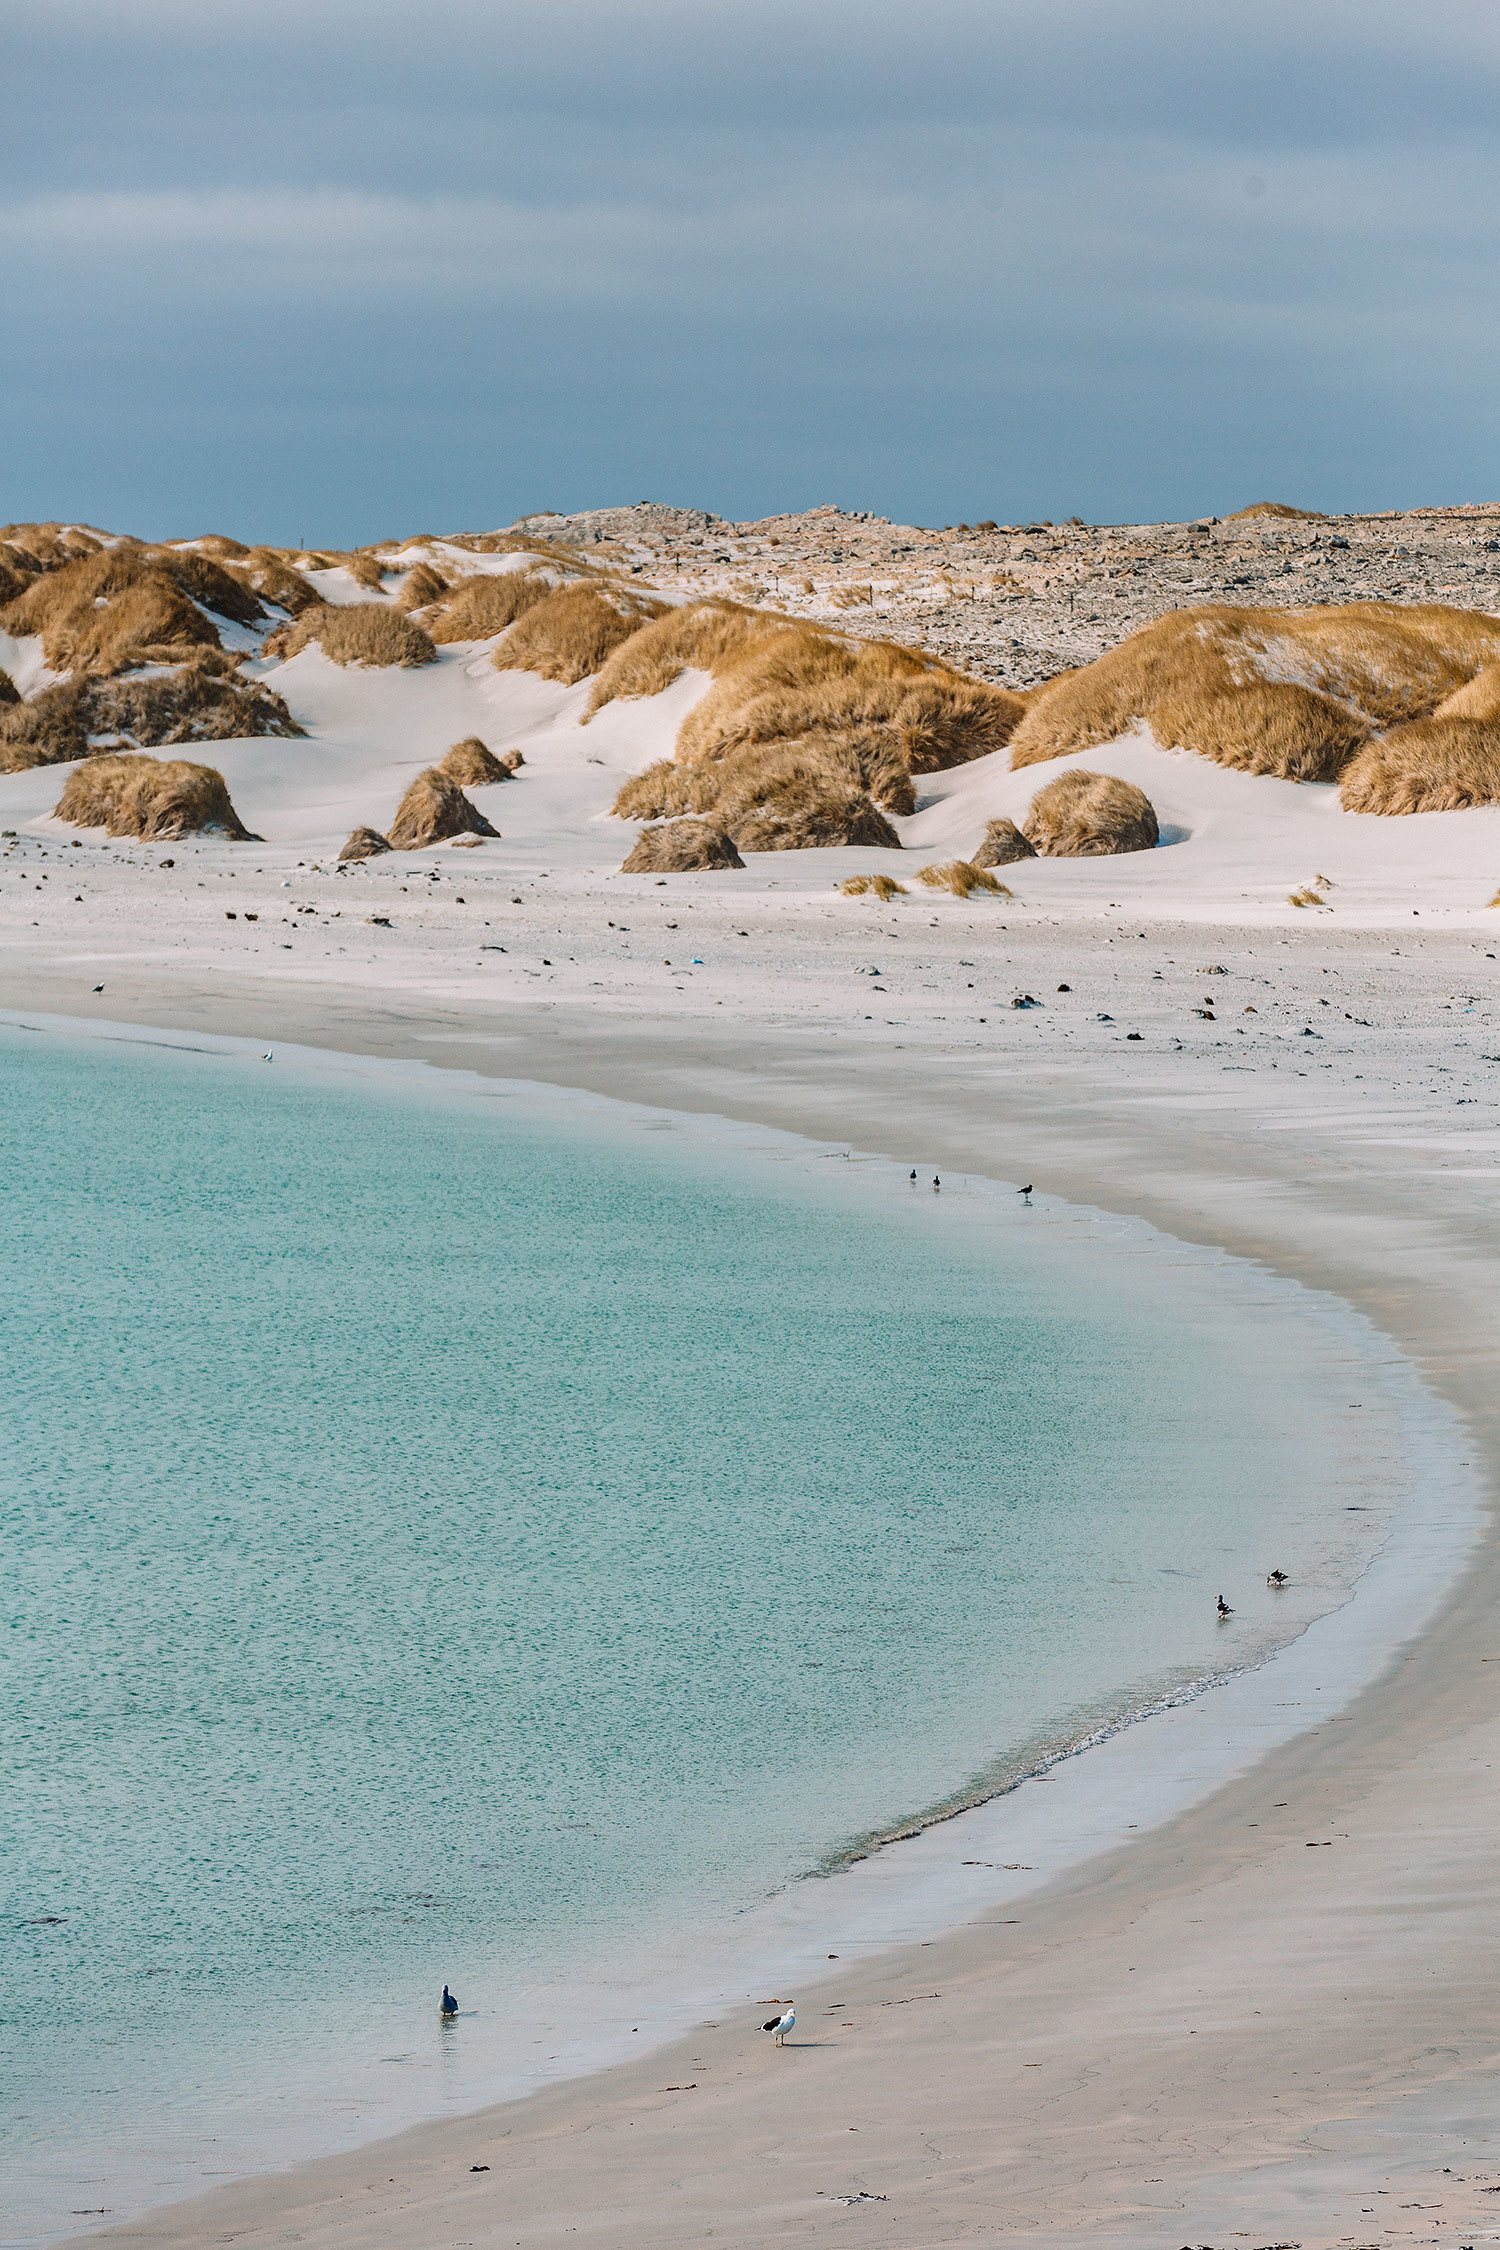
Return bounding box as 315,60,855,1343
4,0,1498,543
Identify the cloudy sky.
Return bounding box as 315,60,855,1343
5,0,1496,541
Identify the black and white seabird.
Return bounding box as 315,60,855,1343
762,2004,795,2046
1216,1594,1233,1619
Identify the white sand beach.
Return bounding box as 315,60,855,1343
4,869,1500,2244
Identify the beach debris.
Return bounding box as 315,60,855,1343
831,2192,888,2205
1011,992,1041,1008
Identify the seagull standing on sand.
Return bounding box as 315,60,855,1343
1216,1594,1233,1620
762,2004,795,2047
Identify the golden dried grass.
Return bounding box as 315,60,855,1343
611,758,721,822
267,602,437,668
1226,501,1324,520
1022,770,1159,857
439,737,511,787
621,818,745,872
346,552,388,591
972,817,1036,866
54,752,255,840
496,583,667,684
398,562,449,609
424,569,552,643
712,745,902,852
339,826,392,860
916,859,1010,897
1337,660,1500,812
387,768,498,848
839,873,906,899
1009,602,1500,781
238,548,321,615
2,547,226,672
583,601,766,715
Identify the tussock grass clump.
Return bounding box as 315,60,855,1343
238,548,320,614
972,816,1036,867
601,607,1023,854
2,546,228,672
839,873,906,899
611,757,721,822
424,569,554,643
1340,666,1500,812
496,583,667,684
621,818,744,872
1022,770,1159,857
0,684,88,770
439,737,511,787
0,663,300,773
345,552,388,592
387,768,498,849
584,601,766,716
339,826,392,860
398,561,449,609
675,627,1021,778
1010,603,1500,784
54,753,256,841
190,534,251,560
713,746,902,852
917,859,1010,898
0,667,17,706
87,660,302,748
267,602,437,668
1226,501,1325,520
0,554,34,605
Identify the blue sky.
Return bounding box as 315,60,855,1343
4,0,1496,541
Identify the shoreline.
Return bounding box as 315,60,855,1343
9,956,1500,2247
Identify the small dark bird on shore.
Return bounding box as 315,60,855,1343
1019,1184,1033,1202
1216,1594,1233,1619
1267,1568,1288,1588
910,1169,917,1181
440,1984,458,2018
932,1175,941,1191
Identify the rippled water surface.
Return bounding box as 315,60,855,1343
0,1024,1399,2240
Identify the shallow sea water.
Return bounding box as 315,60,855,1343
0,1021,1415,2240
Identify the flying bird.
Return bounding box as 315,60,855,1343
762,2005,795,2047
263,1050,274,1062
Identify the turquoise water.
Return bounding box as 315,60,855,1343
0,1024,1398,2240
